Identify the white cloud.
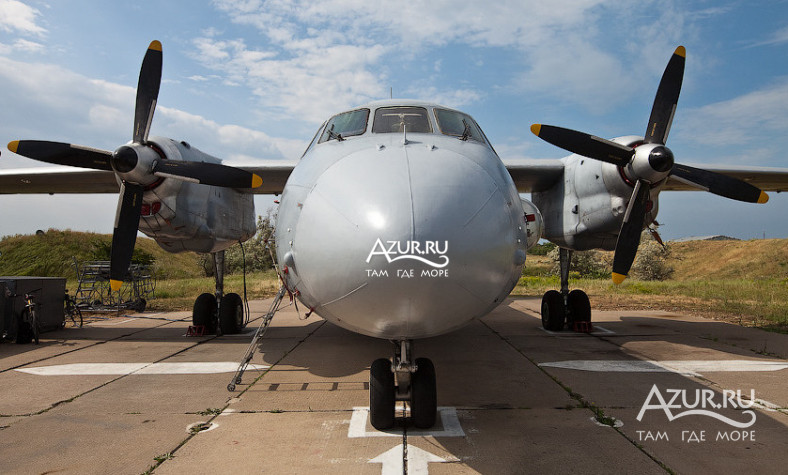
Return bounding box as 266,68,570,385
200,0,694,121
0,0,45,36
679,78,788,148
157,106,296,160
0,56,298,169
750,24,788,47
191,35,388,122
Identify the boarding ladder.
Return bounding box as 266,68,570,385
227,285,288,392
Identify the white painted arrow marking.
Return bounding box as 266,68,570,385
15,362,268,376
369,444,454,475
538,359,788,376
369,445,403,475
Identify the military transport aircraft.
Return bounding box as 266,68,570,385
2,41,788,430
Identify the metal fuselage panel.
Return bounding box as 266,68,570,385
137,137,256,254
534,138,660,251
276,105,528,340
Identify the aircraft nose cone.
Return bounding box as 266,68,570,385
289,144,523,339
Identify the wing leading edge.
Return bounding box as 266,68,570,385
0,161,297,195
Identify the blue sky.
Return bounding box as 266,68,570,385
1,0,787,241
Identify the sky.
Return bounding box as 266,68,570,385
1,0,788,241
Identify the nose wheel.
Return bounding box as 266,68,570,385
369,340,437,430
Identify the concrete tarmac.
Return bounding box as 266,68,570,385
0,298,786,474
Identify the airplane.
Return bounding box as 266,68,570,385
2,41,788,430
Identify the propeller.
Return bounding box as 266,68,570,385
8,41,262,292
531,46,769,284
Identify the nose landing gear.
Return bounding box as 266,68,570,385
369,340,437,430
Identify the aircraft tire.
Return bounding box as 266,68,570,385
370,358,395,430
219,293,244,334
411,358,437,429
541,290,566,331
567,289,591,323
193,293,217,334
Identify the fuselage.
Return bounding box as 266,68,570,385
275,100,528,340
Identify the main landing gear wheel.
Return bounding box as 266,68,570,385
370,358,395,430
411,358,437,429
567,289,591,324
219,292,244,334
541,290,565,331
193,292,217,334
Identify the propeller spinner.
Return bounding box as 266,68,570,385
8,41,262,291
531,46,768,284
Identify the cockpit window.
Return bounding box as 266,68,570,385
319,109,369,143
372,107,432,134
434,108,484,143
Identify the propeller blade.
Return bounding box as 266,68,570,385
530,124,633,166
133,40,163,144
644,46,685,145
671,163,768,203
8,140,113,171
612,180,651,284
110,182,144,291
153,160,263,189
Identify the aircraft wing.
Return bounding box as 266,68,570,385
502,158,788,194
664,164,788,192
0,167,119,194
503,158,565,192
0,161,297,195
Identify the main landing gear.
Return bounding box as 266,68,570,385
192,250,245,335
369,340,437,430
541,248,592,331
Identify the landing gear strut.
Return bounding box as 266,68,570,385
192,250,245,334
541,248,592,331
369,340,437,430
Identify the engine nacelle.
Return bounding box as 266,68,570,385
520,198,543,250
136,137,256,253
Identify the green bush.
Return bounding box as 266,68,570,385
632,241,674,281
547,247,610,279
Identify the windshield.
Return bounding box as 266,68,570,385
434,108,484,143
372,106,432,134
319,109,369,143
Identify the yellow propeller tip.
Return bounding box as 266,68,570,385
252,174,263,189
612,272,627,285
149,40,162,52
7,140,19,153
530,124,542,136
675,45,686,58
110,279,123,292
758,191,769,204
